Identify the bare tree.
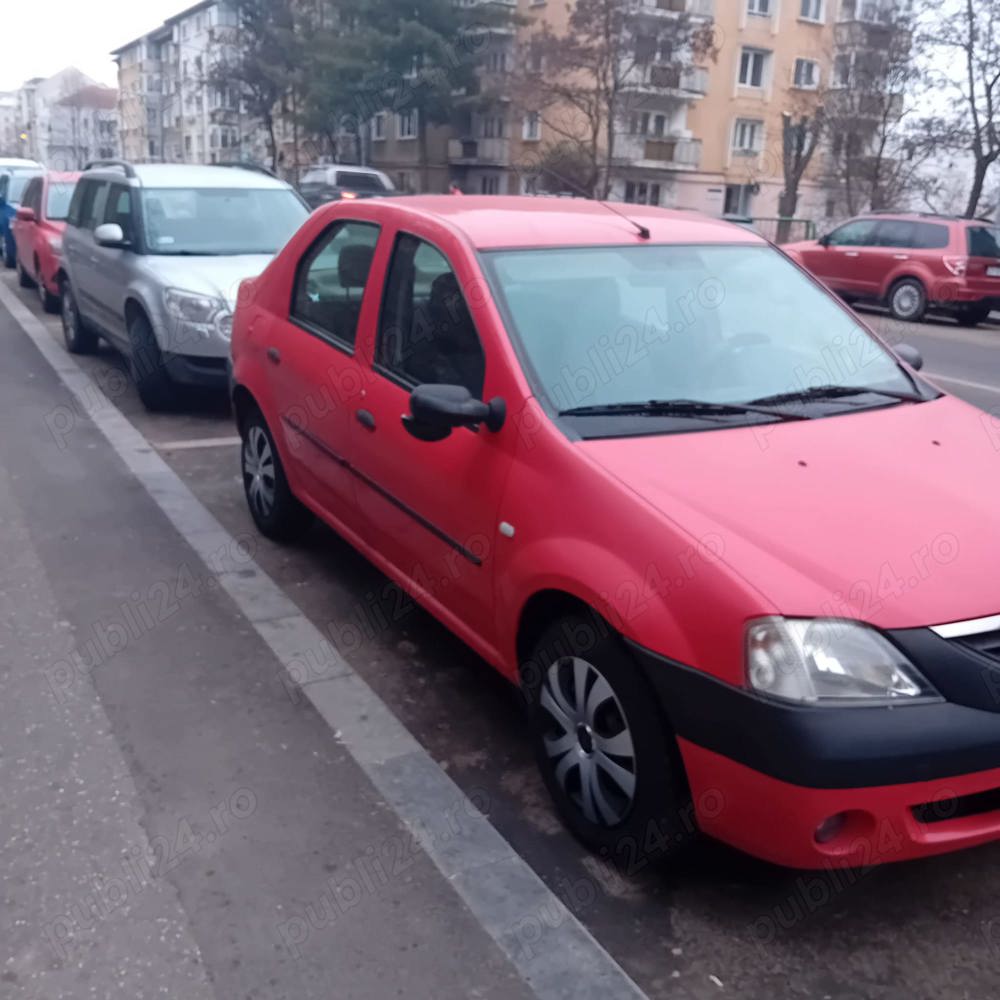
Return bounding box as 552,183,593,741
929,0,1000,217
777,108,824,242
514,0,713,200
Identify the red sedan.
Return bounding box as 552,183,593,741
12,171,80,313
230,196,1000,869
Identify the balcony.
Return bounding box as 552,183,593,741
629,0,714,19
622,63,709,98
614,134,701,170
448,137,511,165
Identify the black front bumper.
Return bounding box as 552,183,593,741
628,635,1000,790
163,352,229,389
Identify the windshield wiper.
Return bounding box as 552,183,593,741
559,398,810,421
748,384,924,407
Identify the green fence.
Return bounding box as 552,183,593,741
750,217,818,244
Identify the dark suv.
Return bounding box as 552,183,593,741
784,213,1000,325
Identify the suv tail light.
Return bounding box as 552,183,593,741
943,256,968,276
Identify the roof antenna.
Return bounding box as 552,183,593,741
598,199,651,239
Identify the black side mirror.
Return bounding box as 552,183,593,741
404,384,506,442
818,233,831,247
895,343,924,371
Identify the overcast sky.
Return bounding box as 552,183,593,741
0,0,186,93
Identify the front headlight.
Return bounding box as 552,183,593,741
746,617,937,705
163,287,233,341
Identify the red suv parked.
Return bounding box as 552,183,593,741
784,212,1000,326
11,171,80,313
231,197,1000,869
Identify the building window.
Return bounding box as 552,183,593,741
840,0,891,24
833,53,852,87
732,118,763,154
481,115,505,138
800,0,824,21
747,0,770,14
793,58,820,88
624,181,661,206
738,48,769,88
481,175,500,195
372,112,386,141
397,109,418,140
528,47,544,73
523,112,541,141
485,49,508,73
724,184,754,216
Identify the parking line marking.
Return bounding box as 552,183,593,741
926,372,1000,396
154,436,242,451
0,280,648,1000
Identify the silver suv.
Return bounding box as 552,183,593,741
60,161,309,410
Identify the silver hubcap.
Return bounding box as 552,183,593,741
893,285,920,318
540,657,637,827
243,426,276,519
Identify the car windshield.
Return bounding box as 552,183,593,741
967,226,1000,259
483,244,918,431
140,187,308,255
46,182,76,221
7,172,40,203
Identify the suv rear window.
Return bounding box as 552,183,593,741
335,171,388,192
967,226,1000,258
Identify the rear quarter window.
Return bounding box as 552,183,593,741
911,222,949,250
967,226,1000,258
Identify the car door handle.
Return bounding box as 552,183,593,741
844,251,860,257
356,409,376,431
893,254,909,260
266,347,281,365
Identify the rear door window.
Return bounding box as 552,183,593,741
104,184,135,242
967,226,1000,259
71,180,111,231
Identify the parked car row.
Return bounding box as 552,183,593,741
6,173,1000,872
784,211,1000,326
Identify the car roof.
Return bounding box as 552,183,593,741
85,163,292,191
0,158,43,170
372,195,766,250
860,212,994,228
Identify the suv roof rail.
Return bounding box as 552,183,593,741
84,159,137,178
217,162,276,178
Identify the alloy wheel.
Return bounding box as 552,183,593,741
539,656,637,827
243,425,276,519
892,284,921,320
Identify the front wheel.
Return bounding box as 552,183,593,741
524,614,695,867
128,311,175,411
888,278,927,322
61,279,99,354
240,409,313,541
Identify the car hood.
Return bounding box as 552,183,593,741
579,396,1000,630
142,254,274,310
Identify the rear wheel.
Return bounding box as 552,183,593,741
240,408,313,541
128,310,175,411
61,279,99,354
523,614,695,867
16,256,34,288
888,278,927,322
957,304,991,327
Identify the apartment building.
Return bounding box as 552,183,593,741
0,93,19,157
113,0,268,166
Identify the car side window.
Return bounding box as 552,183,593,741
912,222,950,250
291,221,380,349
873,220,916,248
104,185,134,243
826,220,878,247
376,234,486,400
22,178,42,215
71,180,110,232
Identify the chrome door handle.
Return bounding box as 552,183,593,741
845,251,860,257
893,254,909,260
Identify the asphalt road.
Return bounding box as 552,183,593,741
2,269,1000,1000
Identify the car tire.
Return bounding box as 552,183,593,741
60,279,99,354
957,304,991,327
240,408,313,541
2,234,15,269
127,310,176,412
888,278,927,322
36,260,60,313
523,613,695,867
16,256,35,288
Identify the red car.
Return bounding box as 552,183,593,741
231,196,1000,869
784,212,1000,326
12,171,80,313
